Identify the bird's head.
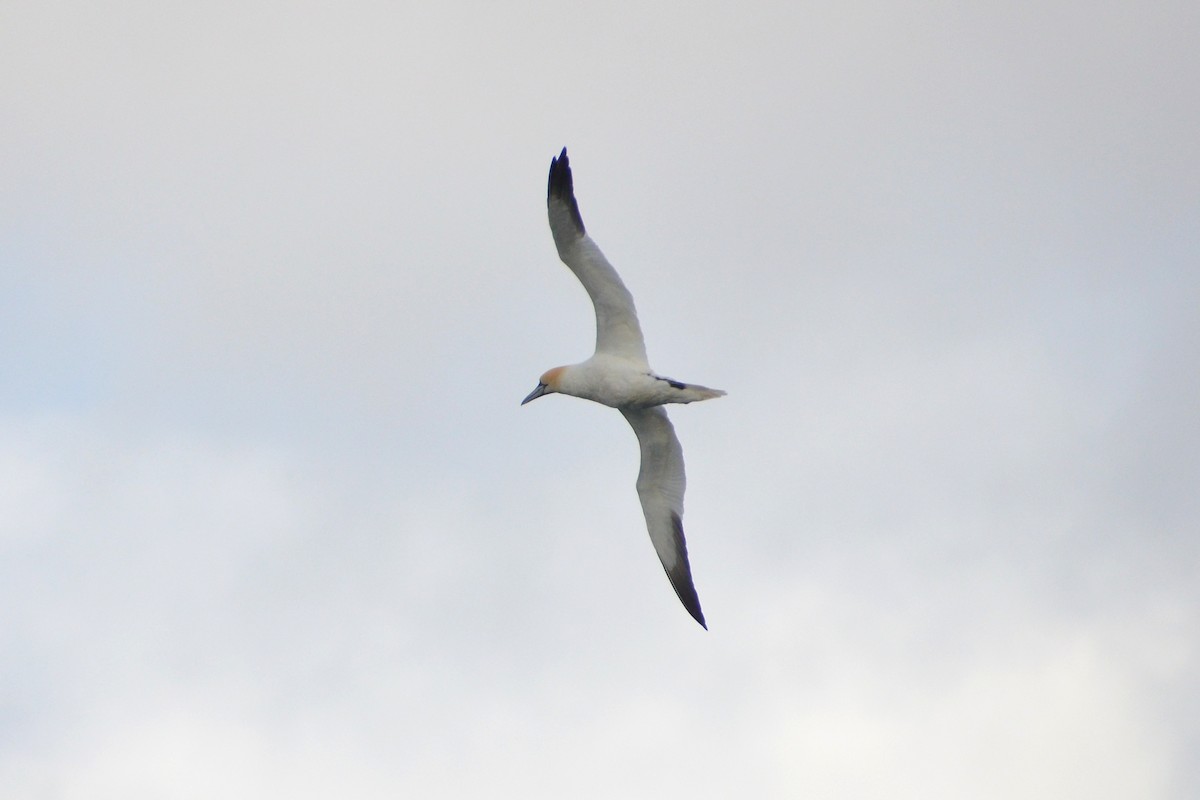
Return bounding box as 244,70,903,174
521,365,567,405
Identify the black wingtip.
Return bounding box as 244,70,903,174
547,147,586,234
669,564,707,629
666,512,707,629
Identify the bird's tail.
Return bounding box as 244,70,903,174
677,383,726,403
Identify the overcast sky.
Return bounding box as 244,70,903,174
2,1,1198,797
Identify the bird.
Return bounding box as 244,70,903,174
521,148,725,628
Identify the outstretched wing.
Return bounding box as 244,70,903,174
547,148,649,366
620,406,706,628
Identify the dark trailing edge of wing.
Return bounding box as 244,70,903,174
548,147,586,235
654,375,689,390
665,512,707,629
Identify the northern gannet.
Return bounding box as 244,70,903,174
522,148,725,629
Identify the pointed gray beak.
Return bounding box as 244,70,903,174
521,382,548,405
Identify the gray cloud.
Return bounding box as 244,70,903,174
2,0,1197,797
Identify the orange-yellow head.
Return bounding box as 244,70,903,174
521,365,566,405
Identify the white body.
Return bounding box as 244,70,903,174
553,354,722,409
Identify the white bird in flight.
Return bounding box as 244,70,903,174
522,148,725,628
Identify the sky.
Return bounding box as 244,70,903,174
2,1,1198,797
